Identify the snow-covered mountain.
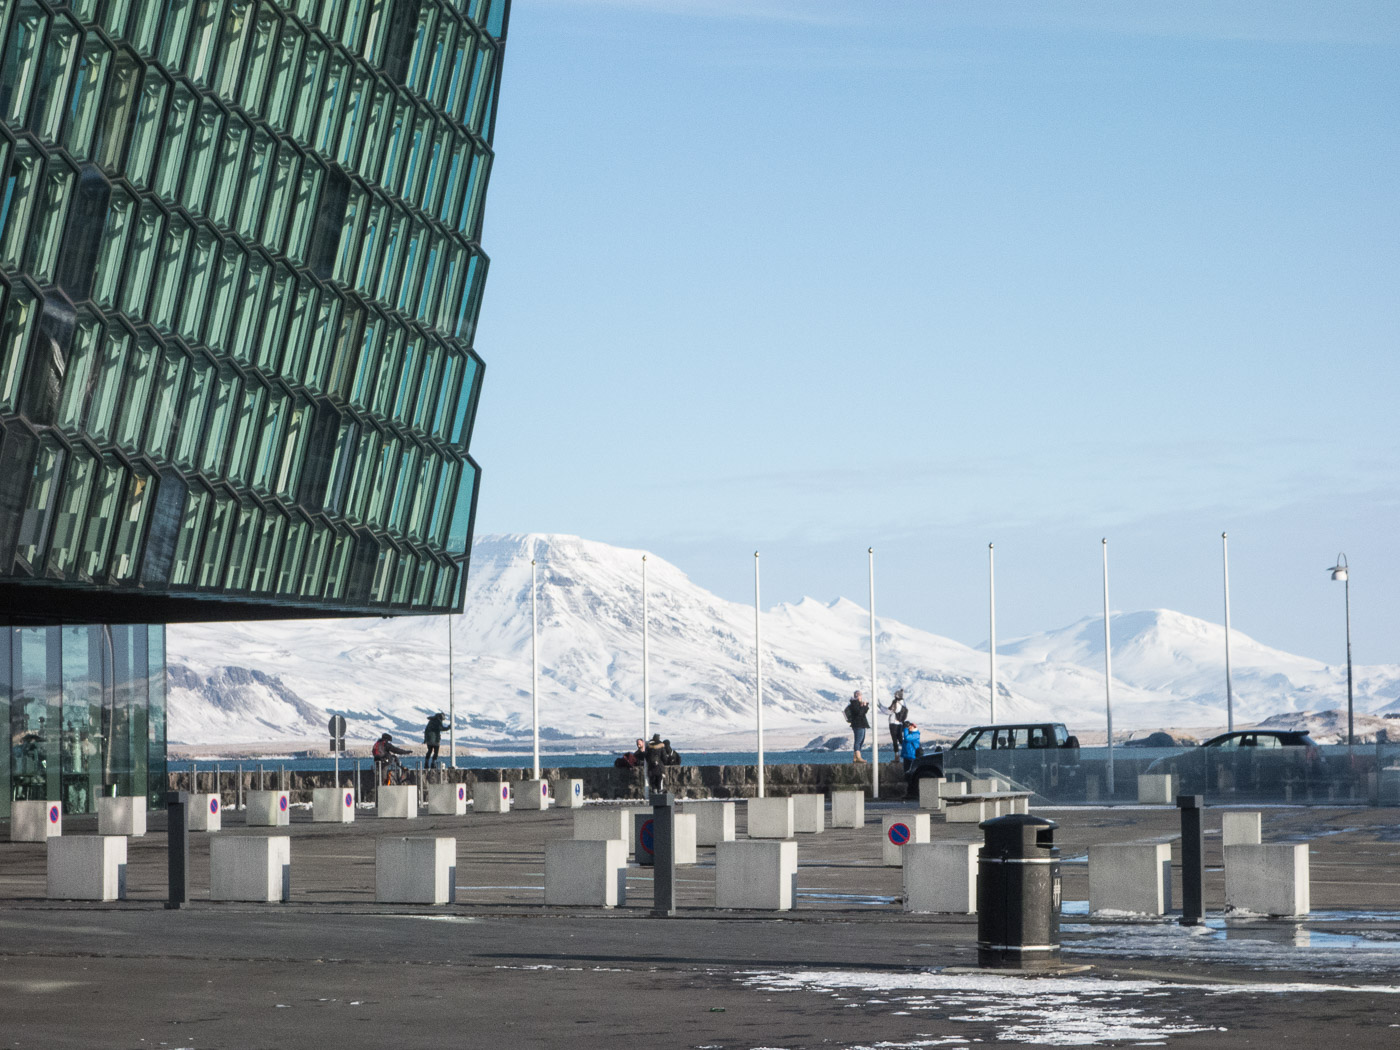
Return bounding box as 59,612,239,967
166,533,1400,749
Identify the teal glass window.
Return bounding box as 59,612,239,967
172,355,214,471
54,311,102,433
110,467,155,581
114,333,159,452
91,47,142,171
0,282,37,415
77,455,125,580
28,13,82,144
143,346,188,461
0,4,49,131
90,186,135,308
195,493,235,588
62,33,113,159
0,140,43,271
45,447,97,578
170,484,211,586
15,435,66,572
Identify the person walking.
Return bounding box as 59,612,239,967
422,712,446,769
887,688,909,754
844,691,871,764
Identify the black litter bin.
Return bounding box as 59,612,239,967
976,813,1061,969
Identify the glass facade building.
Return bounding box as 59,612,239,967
0,0,510,810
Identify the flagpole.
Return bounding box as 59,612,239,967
1102,538,1114,797
1222,532,1234,734
447,614,455,768
531,558,540,780
988,542,997,723
754,551,764,799
642,554,650,742
868,547,879,799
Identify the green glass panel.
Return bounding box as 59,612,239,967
0,282,37,413
406,2,437,90
298,523,331,596
357,81,392,181
0,141,42,271
222,502,260,590
46,447,96,577
340,0,374,50
114,333,159,453
124,69,169,188
430,349,460,438
411,339,440,431
15,436,66,571
178,98,224,213
172,356,213,470
419,125,445,213
224,381,266,486
415,239,443,324
275,518,307,595
454,251,487,342
157,0,196,69
100,0,136,38
434,242,466,333
353,195,387,293
289,35,326,142
408,452,438,541
284,159,323,265
206,114,250,229
460,147,492,238
336,69,369,167
90,186,135,308
400,111,429,203
331,184,366,283
11,627,60,803
214,1,255,99
119,200,165,317
272,272,312,375
203,241,244,351
0,4,48,129
425,16,455,105
234,128,275,240
197,364,240,476
391,551,414,605
185,0,222,83
428,457,457,546
361,0,391,62
239,3,279,114
323,531,353,600
143,346,188,462
176,226,218,344
250,390,287,493
343,428,378,522
374,211,407,305
147,214,192,332
379,97,411,192
315,52,349,157
110,467,155,582
152,83,197,201
91,48,142,172
412,556,435,606
29,15,81,143
367,434,399,527
392,333,422,422
77,455,125,580
127,0,164,53
147,625,167,809
248,512,284,593
259,144,298,251
228,251,271,364
370,321,404,416
274,396,312,499
263,16,303,129
349,311,380,409
369,545,394,603
443,24,469,115
195,494,234,588
390,443,419,533
55,311,102,433
301,292,339,390
24,158,74,285
451,352,481,445
445,457,476,555
84,326,130,445
62,33,112,159
325,302,363,400
169,485,210,586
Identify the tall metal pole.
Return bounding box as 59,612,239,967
868,547,879,799
447,614,455,768
531,558,540,779
1102,538,1115,796
1345,571,1353,747
1221,532,1234,734
642,555,650,743
988,542,997,724
754,551,764,798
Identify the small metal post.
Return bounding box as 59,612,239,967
258,763,264,790
651,791,677,917
237,763,243,810
1178,794,1205,926
166,791,190,909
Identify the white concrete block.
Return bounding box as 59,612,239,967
685,800,736,845
426,782,467,816
545,839,628,907
573,807,630,844
1226,843,1310,917
939,781,969,798
552,779,585,809
1013,796,1030,815
245,790,290,827
188,794,222,832
377,785,418,819
1088,842,1173,915
1222,811,1261,847
970,778,1005,794
1137,774,1176,805
903,841,978,913
97,796,147,838
515,779,550,811
791,794,825,834
473,781,511,813
917,778,946,811
671,812,698,864
944,799,987,823
47,836,127,901
11,801,62,842
313,787,356,823
882,813,931,866
829,790,865,829
746,797,795,839
715,839,798,910
210,836,290,902
376,836,456,904
633,811,698,866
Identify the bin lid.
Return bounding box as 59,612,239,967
979,812,1057,852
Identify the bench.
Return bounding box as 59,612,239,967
942,791,1031,822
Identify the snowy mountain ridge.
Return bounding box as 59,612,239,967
165,533,1400,749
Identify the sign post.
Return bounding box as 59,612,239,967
329,714,347,786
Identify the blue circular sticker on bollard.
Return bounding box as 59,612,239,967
48,805,59,824
457,785,466,801
279,796,288,811
344,791,354,808
210,798,219,814
640,819,655,854
573,783,582,798
887,822,911,846
501,784,509,800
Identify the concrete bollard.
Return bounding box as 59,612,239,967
47,836,127,901
544,839,628,907
376,785,418,819
515,779,550,811
1222,811,1261,846
715,840,798,910
11,801,62,842
246,790,290,827
791,794,825,834
882,813,931,866
1088,842,1173,915
829,790,865,829
1137,774,1176,805
970,778,1004,794
97,796,147,838
473,781,511,814
903,842,978,913
427,782,467,816
210,836,291,902
188,794,222,832
685,800,736,845
376,836,456,904
551,779,585,809
573,806,630,843
917,777,946,811
945,800,988,823
939,781,969,798
634,811,698,866
313,787,356,823
745,797,795,839
1225,843,1310,917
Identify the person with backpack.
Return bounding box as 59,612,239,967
372,732,412,784
900,721,922,773
843,691,871,764
423,712,447,768
644,733,668,795
887,688,910,753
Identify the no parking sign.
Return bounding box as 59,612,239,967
887,822,911,846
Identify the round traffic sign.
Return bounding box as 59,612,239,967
328,714,347,737
887,822,911,846
48,805,59,824
640,819,655,854
210,798,219,814
279,795,288,811
344,791,354,808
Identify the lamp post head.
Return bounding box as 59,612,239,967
1328,553,1348,582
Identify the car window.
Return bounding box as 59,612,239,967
1254,734,1282,749
1213,735,1240,749
1053,725,1068,746
952,729,980,749
1009,728,1031,748
992,729,1014,749
1028,727,1050,748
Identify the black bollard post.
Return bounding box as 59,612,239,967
166,791,190,910
651,791,677,917
1177,794,1205,926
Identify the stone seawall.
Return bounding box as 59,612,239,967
169,762,905,805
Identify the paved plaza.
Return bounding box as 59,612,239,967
3,799,1399,1048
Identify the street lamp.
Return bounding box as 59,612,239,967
1327,554,1353,746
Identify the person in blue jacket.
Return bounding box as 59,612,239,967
900,722,922,772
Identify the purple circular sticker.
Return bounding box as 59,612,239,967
501,785,508,800
48,805,59,824
888,822,911,846
541,783,548,797
210,798,219,814
279,796,288,811
345,791,354,807
457,786,465,801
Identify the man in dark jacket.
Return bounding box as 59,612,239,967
844,691,870,764
423,712,446,768
644,734,668,795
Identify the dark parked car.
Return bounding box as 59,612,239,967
1145,729,1327,797
1201,729,1321,751
903,722,1080,797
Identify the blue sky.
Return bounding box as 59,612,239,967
469,1,1399,666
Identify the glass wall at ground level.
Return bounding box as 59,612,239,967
1,623,166,818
